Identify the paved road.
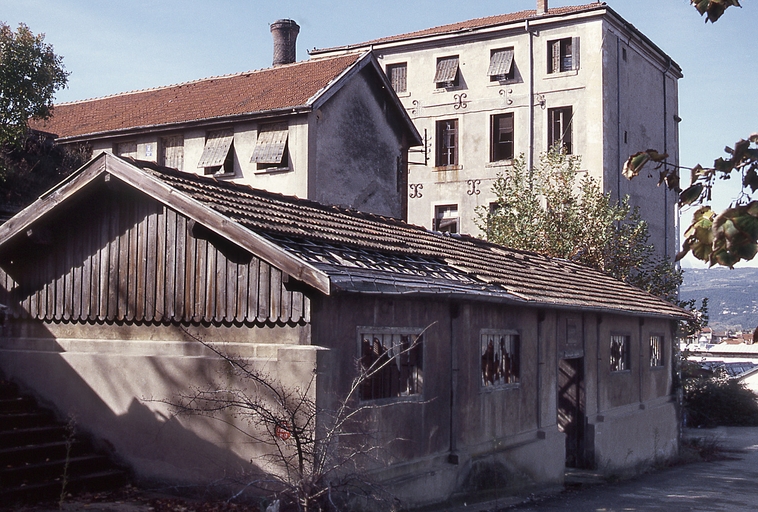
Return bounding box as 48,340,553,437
504,427,758,511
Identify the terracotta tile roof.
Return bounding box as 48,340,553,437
135,160,688,319
311,3,605,54
31,54,362,141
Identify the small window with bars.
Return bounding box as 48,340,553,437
610,334,631,372
387,63,407,93
481,330,520,388
650,335,664,367
359,328,423,401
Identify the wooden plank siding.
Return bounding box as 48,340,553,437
0,188,309,325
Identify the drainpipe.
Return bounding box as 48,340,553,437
616,36,622,202
537,309,545,429
662,57,672,261
526,19,535,172
448,301,459,464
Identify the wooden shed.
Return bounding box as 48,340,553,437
0,154,689,507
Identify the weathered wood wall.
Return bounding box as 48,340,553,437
0,187,308,325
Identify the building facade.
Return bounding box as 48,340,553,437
0,154,688,507
32,47,421,220
312,2,682,260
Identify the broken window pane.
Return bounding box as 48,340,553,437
481,331,520,387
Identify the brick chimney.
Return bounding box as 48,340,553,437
537,0,548,15
270,19,300,66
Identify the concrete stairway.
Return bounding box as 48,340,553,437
0,379,129,506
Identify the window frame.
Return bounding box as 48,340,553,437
548,106,573,154
386,62,408,93
434,55,460,89
488,48,515,82
159,134,184,170
251,122,290,172
357,327,424,402
198,129,235,176
610,333,631,372
650,334,665,368
115,140,137,159
434,204,459,234
548,37,579,74
435,118,459,168
480,329,521,390
490,113,514,162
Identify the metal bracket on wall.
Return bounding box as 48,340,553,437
499,88,513,106
466,179,481,196
409,183,424,199
453,93,468,110
534,93,547,110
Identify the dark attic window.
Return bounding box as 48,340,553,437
481,330,520,388
359,328,423,400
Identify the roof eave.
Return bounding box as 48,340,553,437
53,106,313,144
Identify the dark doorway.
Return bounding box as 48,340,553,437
558,357,586,468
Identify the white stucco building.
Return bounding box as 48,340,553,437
312,1,682,260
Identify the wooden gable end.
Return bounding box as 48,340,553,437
0,183,309,325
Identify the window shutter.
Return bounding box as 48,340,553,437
434,56,459,84
487,49,514,78
251,124,289,164
572,37,580,70
197,130,234,168
551,40,561,73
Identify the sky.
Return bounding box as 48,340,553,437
2,0,756,268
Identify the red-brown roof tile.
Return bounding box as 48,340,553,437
31,54,362,141
311,3,605,53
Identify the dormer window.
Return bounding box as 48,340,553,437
488,48,515,82
434,56,460,88
251,123,289,171
198,129,234,176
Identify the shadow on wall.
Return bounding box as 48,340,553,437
0,321,274,496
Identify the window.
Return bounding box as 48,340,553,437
251,123,289,171
488,48,515,82
548,37,579,73
435,119,458,167
359,328,423,401
610,334,631,372
650,335,664,367
434,204,459,233
434,55,459,88
115,141,137,159
481,331,520,387
387,63,407,93
490,113,514,161
548,106,573,154
197,129,234,176
160,135,184,170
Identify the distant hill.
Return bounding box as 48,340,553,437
680,267,758,330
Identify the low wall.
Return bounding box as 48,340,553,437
0,322,323,491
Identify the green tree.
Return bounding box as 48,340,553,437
624,1,756,268
0,22,68,145
0,23,84,213
477,147,681,301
